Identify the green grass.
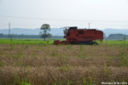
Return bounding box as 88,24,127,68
0,39,54,45
98,40,128,45
0,39,128,45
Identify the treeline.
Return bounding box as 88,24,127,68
105,34,128,40
0,33,128,40
0,34,63,39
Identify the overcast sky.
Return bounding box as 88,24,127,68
0,0,128,29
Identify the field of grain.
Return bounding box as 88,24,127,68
0,39,128,85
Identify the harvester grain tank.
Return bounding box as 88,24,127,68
54,27,103,45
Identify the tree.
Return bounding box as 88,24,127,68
0,33,3,37
40,24,51,40
123,35,126,41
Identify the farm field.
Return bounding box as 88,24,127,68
0,39,128,85
0,39,54,45
0,39,128,45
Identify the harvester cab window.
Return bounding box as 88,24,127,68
64,28,69,36
79,31,84,34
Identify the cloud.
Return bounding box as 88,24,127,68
126,0,128,2
0,0,2,3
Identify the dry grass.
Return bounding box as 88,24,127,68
0,44,128,85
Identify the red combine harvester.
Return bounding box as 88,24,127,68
54,27,103,45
